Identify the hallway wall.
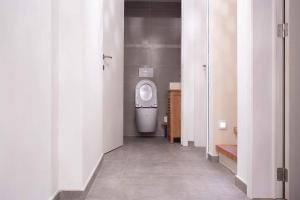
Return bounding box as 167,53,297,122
0,0,104,199
124,2,181,136
0,0,53,199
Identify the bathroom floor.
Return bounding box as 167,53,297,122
85,137,248,200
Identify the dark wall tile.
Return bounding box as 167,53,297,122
124,47,151,66
125,2,150,10
125,2,181,18
150,27,181,45
150,11,181,18
125,17,149,27
125,9,151,18
150,2,181,12
149,17,181,29
150,48,181,67
125,25,150,45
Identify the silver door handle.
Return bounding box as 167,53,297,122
103,54,112,60
102,54,112,71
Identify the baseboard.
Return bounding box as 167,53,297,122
52,191,60,200
54,191,83,200
219,153,237,174
83,154,104,194
181,140,188,146
49,191,60,200
53,155,104,200
193,141,206,147
207,153,219,162
235,175,247,194
188,141,194,146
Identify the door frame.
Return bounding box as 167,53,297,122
206,0,213,157
284,0,289,197
273,0,286,198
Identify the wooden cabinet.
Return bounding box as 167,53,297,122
168,90,181,143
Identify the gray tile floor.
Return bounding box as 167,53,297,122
85,137,248,200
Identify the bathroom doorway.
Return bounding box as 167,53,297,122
123,0,182,139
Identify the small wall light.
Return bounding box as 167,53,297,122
219,120,227,130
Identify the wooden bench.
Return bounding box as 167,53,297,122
216,144,237,174
216,145,237,161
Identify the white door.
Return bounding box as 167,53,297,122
286,0,300,199
102,0,124,153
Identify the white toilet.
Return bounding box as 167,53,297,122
135,80,158,133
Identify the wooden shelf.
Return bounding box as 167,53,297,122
168,90,181,143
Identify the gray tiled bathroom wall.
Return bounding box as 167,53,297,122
124,2,181,136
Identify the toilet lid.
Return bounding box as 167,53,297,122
135,80,157,107
139,84,153,101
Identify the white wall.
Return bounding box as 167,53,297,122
237,0,252,191
252,0,275,197
52,0,59,195
237,0,279,198
181,0,207,147
0,0,53,199
0,0,104,199
82,0,104,187
57,0,85,190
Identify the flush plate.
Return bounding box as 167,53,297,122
139,67,154,78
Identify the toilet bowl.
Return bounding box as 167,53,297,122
135,80,158,133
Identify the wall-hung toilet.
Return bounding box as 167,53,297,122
135,80,158,133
